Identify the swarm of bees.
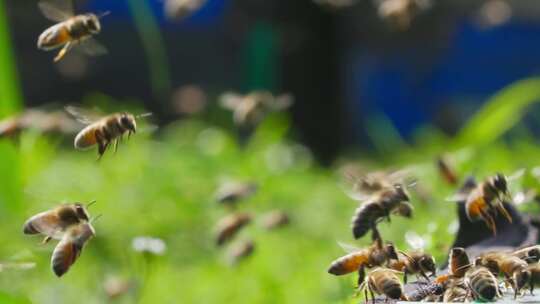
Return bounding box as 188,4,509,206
213,180,291,265
328,158,540,302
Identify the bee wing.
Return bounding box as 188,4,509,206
337,241,360,254
51,232,82,277
219,92,244,110
404,231,425,250
38,0,74,22
23,210,63,239
445,193,469,203
265,93,294,110
507,168,525,182
65,105,102,125
76,38,108,57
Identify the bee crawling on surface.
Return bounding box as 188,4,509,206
23,202,98,276
388,250,436,284
447,170,524,235
475,252,531,299
37,0,109,62
66,106,151,159
357,267,408,303
512,245,540,264
464,266,502,302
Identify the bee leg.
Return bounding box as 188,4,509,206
41,236,51,244
403,270,408,284
369,286,375,304
113,139,119,153
531,282,534,296
97,141,109,160
54,41,72,62
357,265,366,287
497,203,513,223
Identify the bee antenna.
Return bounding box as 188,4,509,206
91,214,103,224
86,200,97,208
98,11,111,19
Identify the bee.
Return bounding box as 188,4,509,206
526,264,540,295
475,252,530,298
442,279,469,302
215,213,252,246
37,0,108,62
358,267,407,303
351,184,411,239
214,181,258,208
23,202,94,244
66,106,151,159
388,251,436,283
448,247,471,278
448,171,523,235
23,202,97,277
219,91,293,126
260,210,290,230
227,239,255,265
436,155,458,185
464,266,501,302
328,228,398,283
0,109,79,138
164,0,207,21
512,245,540,264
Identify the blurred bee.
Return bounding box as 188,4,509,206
23,202,94,244
436,155,458,185
448,171,523,235
512,245,540,264
526,264,540,295
464,266,501,302
357,267,407,302
214,181,258,208
23,202,97,276
328,228,398,283
0,109,79,138
376,0,431,30
219,91,293,126
66,106,151,159
215,213,252,246
164,0,207,21
37,0,108,62
260,210,290,230
442,279,469,303
350,184,412,239
103,276,131,300
448,247,471,278
389,251,436,283
475,252,530,298
227,239,255,265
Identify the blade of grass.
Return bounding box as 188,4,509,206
126,0,171,102
0,0,22,118
457,77,540,146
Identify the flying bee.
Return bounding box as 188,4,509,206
376,0,431,30
436,155,458,185
66,106,152,159
448,247,471,278
447,170,524,235
23,202,98,277
214,181,258,208
227,239,255,265
328,228,398,284
357,267,407,303
512,245,540,264
219,91,293,126
351,184,411,239
23,201,95,244
0,109,79,138
475,252,530,298
164,0,207,21
464,266,501,302
214,213,252,247
260,210,290,230
37,0,109,62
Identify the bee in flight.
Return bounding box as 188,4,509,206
164,0,208,21
23,202,98,276
219,91,293,126
214,213,252,247
37,0,109,62
66,106,151,159
447,170,524,235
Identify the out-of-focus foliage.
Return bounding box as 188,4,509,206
0,0,22,118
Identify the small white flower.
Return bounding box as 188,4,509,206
132,236,167,255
